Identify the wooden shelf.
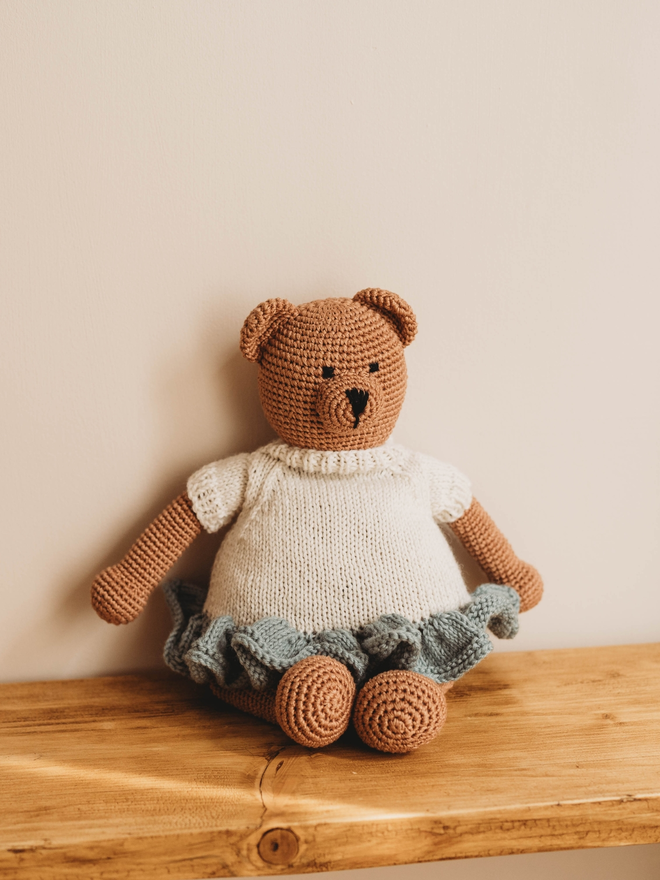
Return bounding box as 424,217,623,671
2,643,659,878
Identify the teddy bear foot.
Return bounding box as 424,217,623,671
210,656,355,747
275,656,356,748
353,670,448,754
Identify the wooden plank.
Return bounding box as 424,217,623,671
1,643,659,879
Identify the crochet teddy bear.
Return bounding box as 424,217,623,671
91,289,542,753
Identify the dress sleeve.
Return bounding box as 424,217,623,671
419,454,472,524
186,453,250,533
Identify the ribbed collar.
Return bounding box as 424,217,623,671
262,440,406,476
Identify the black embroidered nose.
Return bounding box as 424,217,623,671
346,388,369,428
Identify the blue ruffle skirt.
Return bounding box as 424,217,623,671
163,581,520,692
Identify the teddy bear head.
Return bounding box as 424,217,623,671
239,289,417,450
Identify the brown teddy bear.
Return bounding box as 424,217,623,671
92,289,542,753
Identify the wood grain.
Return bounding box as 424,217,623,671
1,643,659,878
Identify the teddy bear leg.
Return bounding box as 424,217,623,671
210,681,278,724
275,656,357,748
353,670,448,753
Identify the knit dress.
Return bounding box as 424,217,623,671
164,441,519,691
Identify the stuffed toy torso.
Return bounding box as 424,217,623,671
92,289,542,753
190,443,472,630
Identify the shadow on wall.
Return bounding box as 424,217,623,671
6,307,276,679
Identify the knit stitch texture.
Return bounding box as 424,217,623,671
163,580,519,691
187,441,473,633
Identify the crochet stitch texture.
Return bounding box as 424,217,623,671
246,294,415,451
91,287,543,754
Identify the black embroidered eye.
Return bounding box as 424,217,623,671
322,366,335,379
369,362,379,373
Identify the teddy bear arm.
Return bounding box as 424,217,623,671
91,492,202,625
449,498,543,612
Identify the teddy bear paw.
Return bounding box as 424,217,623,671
90,564,149,625
275,656,356,748
353,670,447,753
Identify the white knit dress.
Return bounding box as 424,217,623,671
163,442,520,690
187,441,472,633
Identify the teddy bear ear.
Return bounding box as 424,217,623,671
239,298,298,363
353,288,418,347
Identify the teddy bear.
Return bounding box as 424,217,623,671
91,289,542,754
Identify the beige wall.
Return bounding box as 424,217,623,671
1,2,659,877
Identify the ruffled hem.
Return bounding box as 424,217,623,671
163,581,519,692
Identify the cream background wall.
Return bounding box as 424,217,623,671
1,2,659,878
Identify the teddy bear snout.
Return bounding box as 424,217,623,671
315,374,382,435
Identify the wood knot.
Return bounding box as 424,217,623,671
257,827,299,866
